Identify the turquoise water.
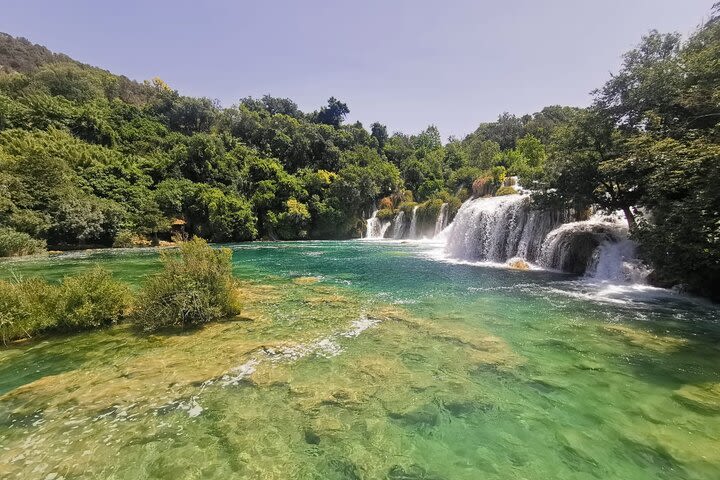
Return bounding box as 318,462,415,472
1,240,719,479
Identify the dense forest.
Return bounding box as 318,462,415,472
0,5,718,298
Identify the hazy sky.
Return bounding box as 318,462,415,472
1,0,714,139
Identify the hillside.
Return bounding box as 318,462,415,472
0,32,75,73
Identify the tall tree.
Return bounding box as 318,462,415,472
370,122,388,150
315,97,349,127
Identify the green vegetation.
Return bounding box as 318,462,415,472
111,229,135,248
495,186,517,196
535,9,720,297
0,5,719,297
0,227,45,256
0,238,243,343
132,238,242,331
0,267,129,344
53,267,130,330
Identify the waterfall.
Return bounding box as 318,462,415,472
540,211,650,281
442,194,647,281
434,203,449,237
408,206,419,239
391,211,406,239
365,210,391,239
538,220,626,274
585,239,650,283
444,195,565,263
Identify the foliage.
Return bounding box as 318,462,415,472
0,267,129,343
0,32,75,73
489,166,507,187
535,9,720,297
54,267,131,330
495,186,518,196
314,97,349,127
268,198,311,239
0,227,46,256
132,238,241,331
112,230,135,248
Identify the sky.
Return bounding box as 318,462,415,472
0,0,714,139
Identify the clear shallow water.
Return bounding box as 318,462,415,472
1,240,719,479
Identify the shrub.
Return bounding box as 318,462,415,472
397,201,418,216
376,208,395,222
378,196,394,210
495,186,518,196
55,267,130,330
0,267,129,344
0,227,46,257
490,165,507,186
132,237,242,331
0,278,55,344
112,229,135,248
456,187,470,202
416,199,444,225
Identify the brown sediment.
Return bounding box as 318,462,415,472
374,304,522,369
0,328,267,413
603,324,688,353
293,276,321,285
236,280,283,304
673,383,720,413
508,259,530,270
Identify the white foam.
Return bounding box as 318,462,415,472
220,359,259,386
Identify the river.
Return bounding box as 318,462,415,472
1,240,719,479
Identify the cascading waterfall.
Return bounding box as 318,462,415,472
585,239,650,283
540,211,649,281
408,206,419,239
434,203,449,237
537,213,627,274
365,210,391,239
442,195,646,282
390,211,406,239
444,195,567,263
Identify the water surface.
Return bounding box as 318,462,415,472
1,240,719,479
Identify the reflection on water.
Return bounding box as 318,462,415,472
0,240,719,479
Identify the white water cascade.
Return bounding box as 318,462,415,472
444,195,567,263
390,211,406,239
408,206,419,239
365,210,391,239
586,239,650,283
441,195,646,282
540,211,649,282
434,203,449,237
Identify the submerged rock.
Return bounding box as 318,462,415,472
673,383,720,413
603,324,688,353
293,276,320,285
508,258,530,270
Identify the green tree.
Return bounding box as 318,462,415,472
370,122,388,150
315,97,349,127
